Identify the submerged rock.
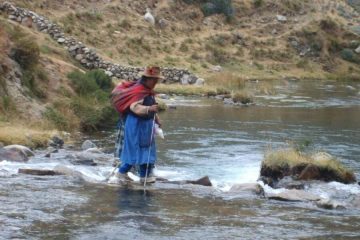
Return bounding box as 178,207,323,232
267,189,321,202
316,199,346,210
229,183,265,197
274,176,305,190
18,168,62,176
157,176,213,187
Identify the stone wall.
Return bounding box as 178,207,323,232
0,2,203,84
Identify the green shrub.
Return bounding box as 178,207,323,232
341,48,360,63
11,36,40,70
70,96,115,131
320,18,338,33
67,70,116,131
201,0,234,18
68,69,112,95
179,42,189,52
1,96,16,113
44,107,69,130
21,70,47,99
253,0,263,8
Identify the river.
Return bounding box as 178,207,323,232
1,79,360,239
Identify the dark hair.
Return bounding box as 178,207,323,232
140,76,158,83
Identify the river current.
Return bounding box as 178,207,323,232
1,80,360,239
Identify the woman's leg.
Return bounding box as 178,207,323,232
139,164,154,178
119,163,132,174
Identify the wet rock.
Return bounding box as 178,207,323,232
84,147,104,154
349,195,360,209
81,140,97,150
157,176,213,187
229,183,265,197
275,176,305,190
3,144,34,157
316,199,346,210
298,164,321,180
44,147,58,158
186,176,212,186
72,150,112,166
267,189,321,202
53,165,84,179
0,148,28,162
18,168,62,176
49,135,64,148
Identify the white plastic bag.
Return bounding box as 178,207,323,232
154,124,164,139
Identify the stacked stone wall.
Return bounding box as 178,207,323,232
0,2,203,84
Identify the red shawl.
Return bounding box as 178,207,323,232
111,80,155,114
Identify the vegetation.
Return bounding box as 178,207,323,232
0,122,58,148
262,148,356,183
56,69,116,131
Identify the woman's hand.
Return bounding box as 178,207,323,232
148,104,159,113
155,114,162,128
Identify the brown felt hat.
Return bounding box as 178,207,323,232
142,66,164,79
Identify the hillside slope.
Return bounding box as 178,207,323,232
3,0,360,80
0,0,360,138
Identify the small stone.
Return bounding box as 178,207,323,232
195,78,205,86
276,15,287,22
105,70,113,77
75,54,84,61
355,46,360,54
57,38,65,43
211,65,222,72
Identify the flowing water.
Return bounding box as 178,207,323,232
1,80,360,239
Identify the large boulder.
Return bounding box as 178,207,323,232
0,148,28,162
4,144,34,157
260,150,356,185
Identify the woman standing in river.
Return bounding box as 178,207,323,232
111,66,162,183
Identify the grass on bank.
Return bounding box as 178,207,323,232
263,148,355,181
156,72,255,103
0,122,59,148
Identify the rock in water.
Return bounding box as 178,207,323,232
186,176,212,186
3,144,34,157
229,183,265,196
267,189,321,202
0,148,28,162
81,140,97,150
18,169,62,176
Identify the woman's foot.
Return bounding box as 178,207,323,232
115,172,132,182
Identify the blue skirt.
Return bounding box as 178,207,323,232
120,113,157,165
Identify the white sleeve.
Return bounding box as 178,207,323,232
129,99,149,116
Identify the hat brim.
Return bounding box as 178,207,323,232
142,73,164,79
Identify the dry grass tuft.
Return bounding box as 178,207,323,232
263,148,355,180
0,122,59,148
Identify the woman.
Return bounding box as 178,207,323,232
111,66,162,183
